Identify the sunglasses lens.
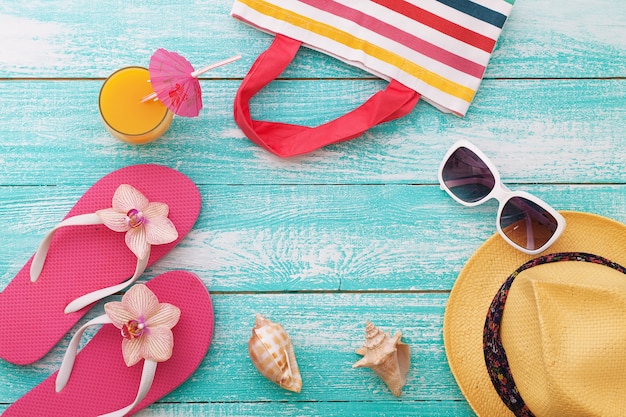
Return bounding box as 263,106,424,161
500,197,559,251
442,147,495,203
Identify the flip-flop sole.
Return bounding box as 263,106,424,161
3,270,213,416
0,164,201,365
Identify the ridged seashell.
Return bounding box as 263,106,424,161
248,314,302,393
353,321,411,396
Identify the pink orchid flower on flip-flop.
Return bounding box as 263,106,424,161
104,283,181,367
96,184,178,260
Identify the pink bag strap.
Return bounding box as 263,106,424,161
234,34,421,157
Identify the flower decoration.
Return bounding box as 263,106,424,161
104,284,181,367
96,184,178,260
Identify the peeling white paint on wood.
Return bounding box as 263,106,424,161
0,0,624,415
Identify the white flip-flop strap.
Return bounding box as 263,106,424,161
28,212,149,314
64,252,149,314
55,315,158,417
56,314,113,392
30,213,103,282
98,360,157,417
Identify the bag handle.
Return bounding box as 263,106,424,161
234,34,421,157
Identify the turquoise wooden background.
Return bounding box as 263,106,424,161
0,0,624,415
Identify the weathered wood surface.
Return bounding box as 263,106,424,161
1,0,624,78
0,0,624,415
0,78,625,187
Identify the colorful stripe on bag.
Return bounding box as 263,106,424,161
232,0,514,116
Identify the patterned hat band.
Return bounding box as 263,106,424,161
482,252,626,417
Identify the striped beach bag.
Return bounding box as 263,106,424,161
232,0,515,157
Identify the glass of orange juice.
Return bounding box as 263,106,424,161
99,66,173,144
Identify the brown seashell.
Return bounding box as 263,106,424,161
248,314,302,393
353,320,411,396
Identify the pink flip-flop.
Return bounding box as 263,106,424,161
3,270,214,417
0,164,201,365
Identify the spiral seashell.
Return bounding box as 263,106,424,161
353,321,411,396
248,314,302,393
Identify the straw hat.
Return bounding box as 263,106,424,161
443,211,626,417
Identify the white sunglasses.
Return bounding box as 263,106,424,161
438,140,566,255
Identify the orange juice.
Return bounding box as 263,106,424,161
99,66,173,144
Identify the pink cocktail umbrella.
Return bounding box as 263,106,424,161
143,48,241,117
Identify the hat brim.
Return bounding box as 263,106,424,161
443,211,626,416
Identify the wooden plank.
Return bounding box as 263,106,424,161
133,400,475,417
0,0,624,79
0,79,624,187
3,184,626,293
0,293,466,407
3,402,475,417
489,0,626,78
